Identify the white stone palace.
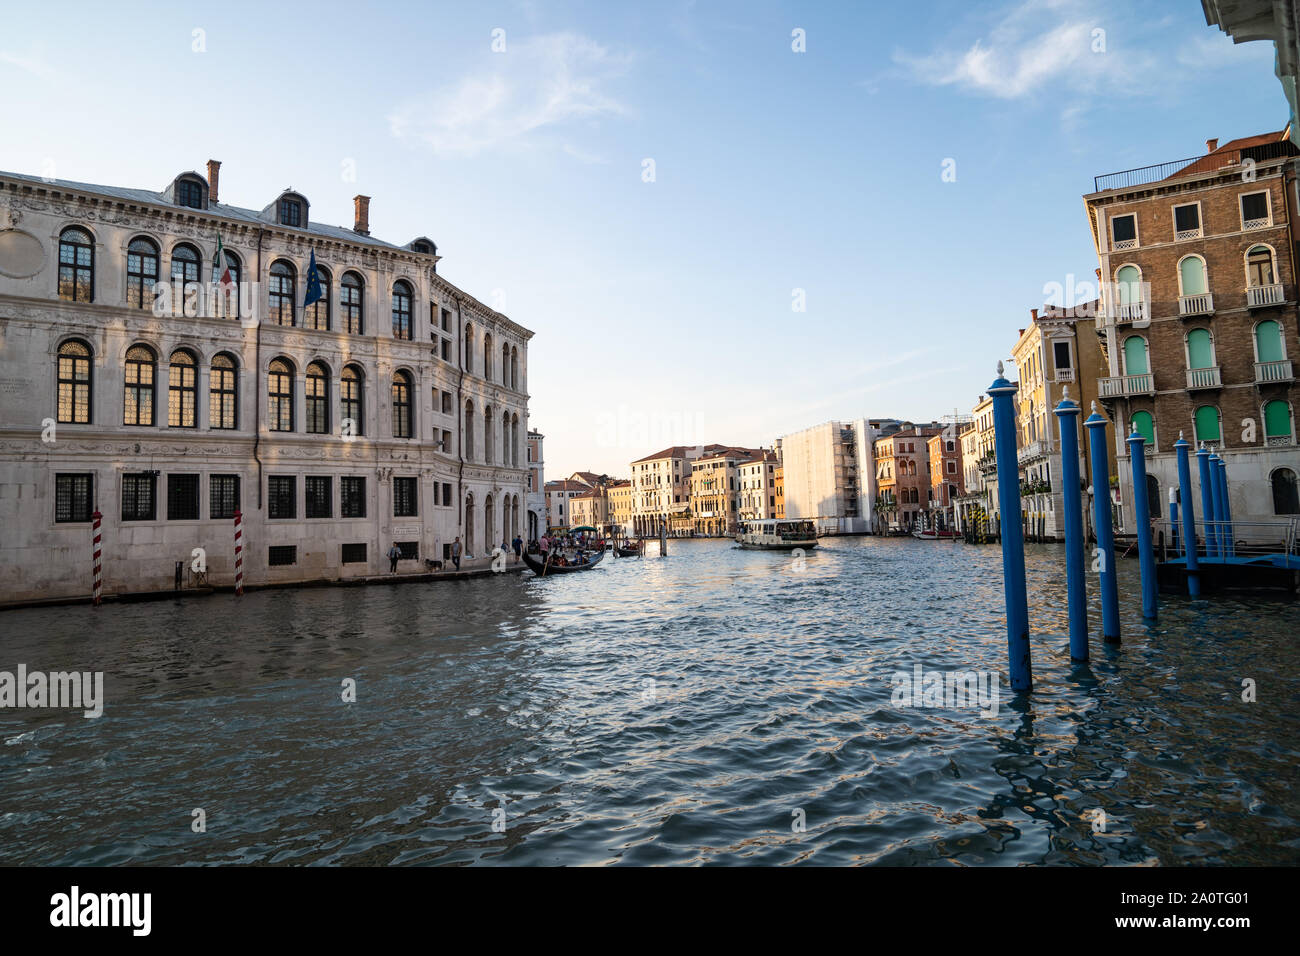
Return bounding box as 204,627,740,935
0,161,533,603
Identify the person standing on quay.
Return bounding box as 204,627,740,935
512,535,523,561
387,542,401,574
452,536,462,571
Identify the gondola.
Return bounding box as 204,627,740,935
615,545,641,557
522,549,606,576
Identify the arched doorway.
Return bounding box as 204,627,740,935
1145,474,1160,519
464,493,475,556
1273,467,1299,514
485,494,496,551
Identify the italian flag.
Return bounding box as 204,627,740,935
213,234,234,292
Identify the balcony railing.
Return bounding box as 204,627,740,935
1055,367,1075,383
1179,293,1213,316
1115,301,1149,323
1244,217,1272,231
1247,283,1284,308
1175,227,1203,241
1256,359,1295,383
1093,140,1300,192
1186,366,1222,389
1017,440,1051,463
1099,373,1154,397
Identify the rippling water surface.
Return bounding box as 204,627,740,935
2,537,1298,866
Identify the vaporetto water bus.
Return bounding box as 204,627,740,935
736,519,819,550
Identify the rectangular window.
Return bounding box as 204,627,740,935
268,545,297,566
393,477,418,517
268,476,296,519
441,391,452,414
279,199,301,227
341,476,366,518
210,474,240,519
305,476,332,518
442,482,452,507
1173,203,1200,237
55,473,93,523
1054,340,1072,371
167,474,200,520
1111,214,1137,246
121,473,156,521
396,541,418,560
441,429,452,454
341,543,367,564
1241,191,1270,227
441,308,451,332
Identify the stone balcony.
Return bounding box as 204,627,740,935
1178,292,1213,316
1186,366,1222,389
1099,373,1155,397
1256,359,1295,383
1247,283,1284,308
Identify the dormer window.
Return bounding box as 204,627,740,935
413,242,431,254
279,198,302,227
177,179,204,209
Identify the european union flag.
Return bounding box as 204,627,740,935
303,248,324,308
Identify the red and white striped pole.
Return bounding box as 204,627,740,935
91,510,103,606
233,508,244,596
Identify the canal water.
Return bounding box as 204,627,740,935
2,537,1298,866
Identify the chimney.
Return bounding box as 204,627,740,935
1206,138,1219,154
206,159,221,204
354,195,371,235
1031,308,1039,321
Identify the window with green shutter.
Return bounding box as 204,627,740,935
1194,405,1221,443
1255,321,1284,363
1187,328,1213,369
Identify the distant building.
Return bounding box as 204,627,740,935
873,425,941,532
630,444,720,536
738,449,779,522
526,430,545,540
607,479,634,536
780,419,898,534
545,479,589,530
773,463,786,518
927,429,965,527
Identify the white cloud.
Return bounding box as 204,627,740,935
0,47,55,81
387,33,632,158
894,0,1155,100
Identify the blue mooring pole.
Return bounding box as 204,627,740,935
1055,389,1088,661
1168,488,1180,556
1211,453,1228,560
989,363,1031,692
1127,432,1158,620
1197,444,1217,558
1175,434,1201,597
1084,403,1120,643
1218,458,1234,557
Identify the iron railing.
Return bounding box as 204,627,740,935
1093,140,1299,192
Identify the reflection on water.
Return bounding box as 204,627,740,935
1,537,1297,865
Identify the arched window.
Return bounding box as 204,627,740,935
268,359,294,431
484,405,494,463
1273,468,1300,514
269,260,296,326
212,249,241,319
56,339,92,424
465,493,476,554
126,237,159,310
1187,328,1214,369
124,345,156,426
305,266,331,331
167,349,198,427
464,400,475,459
1255,320,1285,363
1122,335,1149,375
1116,264,1141,306
340,365,363,436
392,280,412,340
483,333,493,381
485,493,496,548
1131,410,1155,449
502,342,510,387
511,347,519,390
392,371,413,438
341,272,364,334
1247,245,1275,287
502,410,510,466
511,413,520,467
210,353,237,429
305,361,329,434
170,244,201,317
1193,405,1221,445
57,227,93,302
1264,400,1293,444
1178,255,1207,296
464,324,474,373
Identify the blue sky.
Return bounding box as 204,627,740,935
0,0,1286,475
